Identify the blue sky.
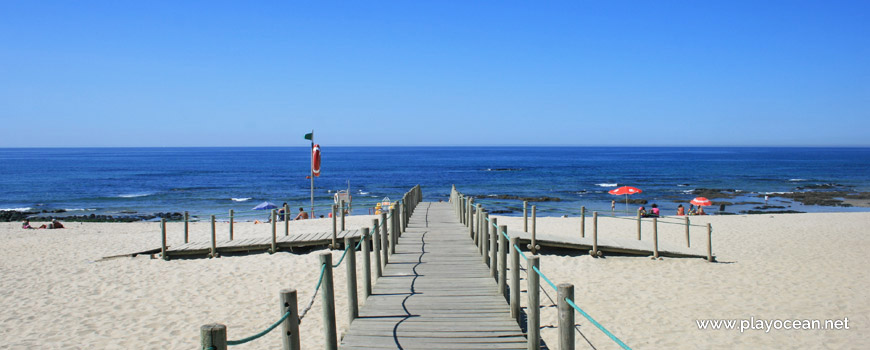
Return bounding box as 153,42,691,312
1,1,867,147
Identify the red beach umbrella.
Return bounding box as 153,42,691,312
608,186,643,212
690,197,712,206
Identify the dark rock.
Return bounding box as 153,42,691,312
691,188,739,199
489,210,514,214
741,210,806,214
795,183,846,191
0,210,36,222
753,205,786,210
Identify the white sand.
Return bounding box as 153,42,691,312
494,212,870,349
1,212,868,349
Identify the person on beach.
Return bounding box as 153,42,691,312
650,204,660,217
689,204,697,215
294,207,309,220
677,204,685,216
697,206,707,215
638,206,647,217
22,220,33,229
277,203,287,221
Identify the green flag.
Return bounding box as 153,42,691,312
304,132,313,140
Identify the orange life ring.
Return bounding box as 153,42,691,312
312,144,321,177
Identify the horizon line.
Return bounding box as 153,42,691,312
2,145,870,149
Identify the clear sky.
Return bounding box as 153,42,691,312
1,1,867,147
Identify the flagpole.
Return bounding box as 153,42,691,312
310,129,314,217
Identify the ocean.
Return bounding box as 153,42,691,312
2,147,869,220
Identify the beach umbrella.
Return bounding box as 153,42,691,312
608,186,643,212
252,201,278,210
690,197,712,206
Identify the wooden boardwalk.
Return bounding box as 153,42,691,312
341,202,527,350
164,229,362,258
514,230,709,259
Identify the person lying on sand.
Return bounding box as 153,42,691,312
22,220,33,229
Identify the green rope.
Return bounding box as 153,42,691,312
532,266,557,291
566,298,632,350
332,243,351,267
226,310,291,346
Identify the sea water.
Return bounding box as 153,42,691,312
1,147,869,219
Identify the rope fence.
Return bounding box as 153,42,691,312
198,185,422,350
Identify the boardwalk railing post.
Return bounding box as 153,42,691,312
459,195,464,224
229,209,234,241
372,220,382,278
476,203,482,243
490,221,498,278
340,200,346,231
637,208,642,240
580,206,586,238
184,211,189,243
468,199,474,237
270,210,277,254
332,205,337,247
558,283,575,350
685,216,691,247
200,324,227,350
382,211,389,265
510,236,520,320
498,225,508,299
592,211,600,257
486,218,496,265
529,205,538,254
707,223,714,262
527,256,541,350
653,217,659,259
211,215,217,258
523,200,528,232
390,210,397,254
345,237,358,323
362,227,372,298
380,212,388,256
319,253,338,350
280,289,300,350
160,218,168,261
284,204,289,236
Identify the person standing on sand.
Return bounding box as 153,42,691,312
277,202,287,221
294,207,309,220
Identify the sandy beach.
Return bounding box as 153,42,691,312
1,211,868,349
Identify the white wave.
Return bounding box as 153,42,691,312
64,208,96,212
681,189,695,194
677,184,690,187
231,197,252,202
761,191,793,195
789,179,807,182
118,193,153,198
596,183,618,187
1,207,32,212
359,191,370,195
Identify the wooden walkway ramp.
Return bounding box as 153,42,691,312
341,202,527,350
164,229,362,258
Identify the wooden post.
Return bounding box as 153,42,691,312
200,324,227,350
707,223,714,262
372,220,382,278
498,225,508,299
270,210,277,254
160,218,168,261
362,227,372,298
340,199,346,231
284,204,289,236
580,206,586,238
459,195,464,224
332,204,337,247
653,217,659,259
319,253,337,350
527,255,541,350
637,208,642,240
476,203,482,243
389,210,396,254
523,200,528,232
485,217,496,265
530,205,538,254
490,220,498,278
345,237,358,322
210,215,217,258
228,209,234,241
399,200,405,233
510,236,520,320
468,199,474,237
685,216,691,247
183,211,189,243
558,283,575,350
381,211,389,265
592,212,599,256
280,289,300,350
